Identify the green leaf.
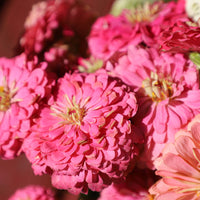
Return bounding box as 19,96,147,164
189,52,200,69
110,0,158,16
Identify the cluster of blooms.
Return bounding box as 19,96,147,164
3,0,200,199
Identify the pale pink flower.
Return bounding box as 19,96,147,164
23,70,139,194
98,168,156,200
106,46,200,169
149,114,200,200
88,0,187,60
0,54,54,159
9,185,55,200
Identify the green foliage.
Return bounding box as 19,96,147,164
110,0,176,16
189,52,200,70
110,0,157,16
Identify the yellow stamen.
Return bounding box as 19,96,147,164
126,2,160,23
142,72,173,102
51,95,86,127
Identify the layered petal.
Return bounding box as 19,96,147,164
23,70,140,194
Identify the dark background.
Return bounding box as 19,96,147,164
0,0,114,57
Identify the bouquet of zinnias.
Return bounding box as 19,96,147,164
2,0,200,199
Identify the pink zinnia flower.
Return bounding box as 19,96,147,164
88,14,142,60
159,21,200,53
0,54,54,159
106,46,200,169
149,114,200,200
9,185,55,200
98,168,156,200
23,70,139,194
20,0,75,55
88,0,187,60
19,0,96,68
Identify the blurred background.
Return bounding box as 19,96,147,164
0,0,114,57
0,0,114,199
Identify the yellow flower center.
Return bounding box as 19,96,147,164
51,95,86,126
142,72,173,102
0,86,11,111
126,2,160,23
148,194,155,200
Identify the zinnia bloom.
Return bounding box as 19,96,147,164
106,46,200,169
149,114,200,200
19,0,96,69
0,54,54,159
159,21,200,54
20,0,75,55
88,13,142,60
23,70,139,194
88,0,186,60
9,185,55,200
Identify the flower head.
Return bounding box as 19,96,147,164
106,46,200,169
88,0,186,60
0,54,54,159
9,185,55,200
20,0,75,55
159,21,200,54
88,14,142,60
23,70,139,194
149,114,200,200
19,0,96,72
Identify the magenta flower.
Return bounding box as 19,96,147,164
22,70,139,194
98,168,156,200
0,54,54,159
88,14,142,60
149,114,200,200
19,0,96,71
88,0,186,60
9,185,55,200
106,46,200,169
159,21,200,53
20,0,75,55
